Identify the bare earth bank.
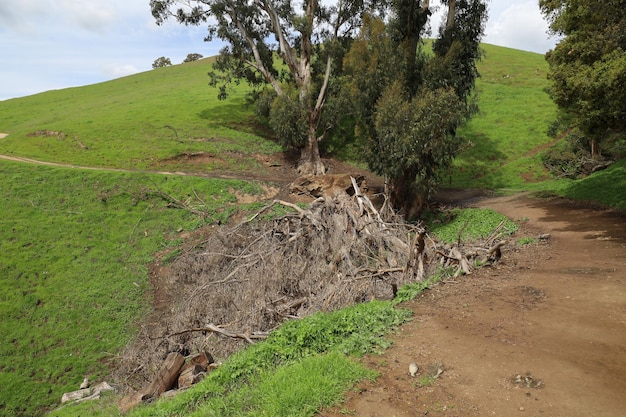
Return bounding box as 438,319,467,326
320,193,626,417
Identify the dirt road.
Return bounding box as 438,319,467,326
3,146,624,415
321,193,626,417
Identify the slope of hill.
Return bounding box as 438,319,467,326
0,58,281,174
0,45,556,185
0,44,622,416
450,43,558,188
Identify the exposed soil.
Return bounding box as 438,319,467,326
320,192,626,417
2,149,624,415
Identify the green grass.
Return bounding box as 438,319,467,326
123,301,409,417
559,159,626,210
0,58,282,173
449,44,558,188
424,207,519,243
1,41,624,417
0,160,265,416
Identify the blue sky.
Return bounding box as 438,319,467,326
0,0,558,101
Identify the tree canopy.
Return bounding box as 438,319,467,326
150,0,487,217
344,0,487,217
183,53,204,63
150,0,382,174
540,0,626,158
152,56,173,69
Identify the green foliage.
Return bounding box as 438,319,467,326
393,273,445,304
540,0,626,155
344,1,488,215
182,53,203,63
517,237,538,246
430,0,487,103
0,161,263,416
424,208,518,243
152,56,172,69
373,83,466,185
269,94,308,150
128,301,410,417
417,375,437,387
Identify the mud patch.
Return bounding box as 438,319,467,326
28,130,66,138
162,151,221,164
232,184,279,204
517,285,546,303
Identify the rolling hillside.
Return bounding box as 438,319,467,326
0,43,622,416
0,44,557,184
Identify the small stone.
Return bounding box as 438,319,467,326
519,406,525,411
409,362,419,377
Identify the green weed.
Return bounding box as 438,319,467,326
424,207,518,243
127,301,409,417
417,375,437,387
517,237,538,245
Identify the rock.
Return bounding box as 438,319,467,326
79,377,90,389
61,388,91,403
61,381,114,404
92,381,113,394
409,362,419,377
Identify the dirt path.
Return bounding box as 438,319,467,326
3,146,624,414
321,193,626,417
0,153,297,183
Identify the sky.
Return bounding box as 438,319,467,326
0,0,559,101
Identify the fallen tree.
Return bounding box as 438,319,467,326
115,177,507,398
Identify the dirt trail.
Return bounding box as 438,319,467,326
3,147,624,415
321,193,626,417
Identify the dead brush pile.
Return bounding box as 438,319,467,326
116,179,505,392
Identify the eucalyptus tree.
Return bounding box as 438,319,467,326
150,0,382,174
344,0,487,218
540,0,626,158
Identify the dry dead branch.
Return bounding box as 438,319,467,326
114,177,509,394
169,323,269,345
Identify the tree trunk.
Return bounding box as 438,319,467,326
142,352,185,400
446,0,457,31
591,137,599,159
298,128,326,175
390,172,426,221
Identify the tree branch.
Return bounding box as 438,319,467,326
169,323,269,344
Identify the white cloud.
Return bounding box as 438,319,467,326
0,0,46,35
103,63,140,78
57,0,118,33
0,0,559,101
485,1,557,53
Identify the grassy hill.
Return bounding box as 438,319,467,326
0,44,623,416
0,58,281,174
450,44,558,188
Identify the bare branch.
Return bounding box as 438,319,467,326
169,323,269,345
